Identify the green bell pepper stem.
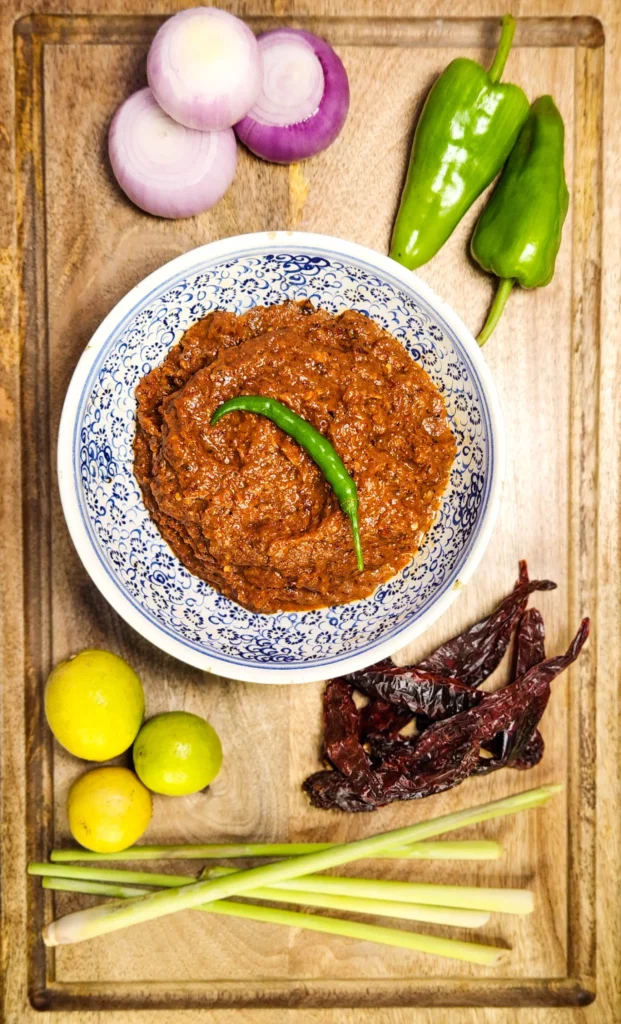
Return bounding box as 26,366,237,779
488,15,517,84
477,279,515,345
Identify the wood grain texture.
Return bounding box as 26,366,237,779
1,1,620,1022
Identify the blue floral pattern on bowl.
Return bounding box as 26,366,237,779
61,235,502,683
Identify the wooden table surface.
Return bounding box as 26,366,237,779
1,0,620,1022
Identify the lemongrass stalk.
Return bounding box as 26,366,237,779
49,839,502,863
230,886,492,927
44,876,144,899
29,863,191,888
42,876,490,929
105,899,506,965
41,878,502,965
203,866,531,915
43,784,559,946
387,840,501,860
31,860,526,915
32,862,495,925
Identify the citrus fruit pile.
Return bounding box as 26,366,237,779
45,649,223,853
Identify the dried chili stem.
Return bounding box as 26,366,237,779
42,784,559,947
49,839,502,863
41,876,490,930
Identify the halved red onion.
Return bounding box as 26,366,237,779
147,7,262,131
234,28,350,164
108,88,237,219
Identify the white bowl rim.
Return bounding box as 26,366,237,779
58,230,506,685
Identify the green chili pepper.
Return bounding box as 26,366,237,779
471,95,569,345
390,14,529,271
210,396,364,572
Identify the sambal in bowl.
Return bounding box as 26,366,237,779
58,232,504,684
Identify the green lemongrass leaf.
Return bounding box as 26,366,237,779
191,901,505,965
42,784,559,946
43,876,145,899
49,839,502,863
40,869,490,929
41,877,501,965
31,859,529,916
29,863,190,888
396,840,502,860
232,886,491,927
202,866,532,915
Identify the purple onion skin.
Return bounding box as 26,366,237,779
234,29,350,164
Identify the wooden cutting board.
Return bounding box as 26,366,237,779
2,2,620,1022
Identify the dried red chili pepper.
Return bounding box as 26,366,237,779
414,571,555,687
351,669,484,719
384,616,587,796
346,562,550,692
516,557,530,593
510,729,545,770
349,666,418,743
304,724,478,810
320,680,380,805
359,698,414,741
471,607,546,772
473,606,546,771
302,769,377,813
506,606,546,768
514,604,546,676
346,564,540,746
367,735,417,763
304,617,589,811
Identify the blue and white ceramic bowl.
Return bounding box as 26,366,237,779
58,232,505,684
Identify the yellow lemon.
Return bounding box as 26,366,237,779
45,649,144,761
133,711,223,796
67,766,152,853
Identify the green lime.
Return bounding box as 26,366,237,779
45,649,145,761
133,711,223,796
67,766,152,853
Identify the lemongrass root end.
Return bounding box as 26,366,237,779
42,925,59,947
